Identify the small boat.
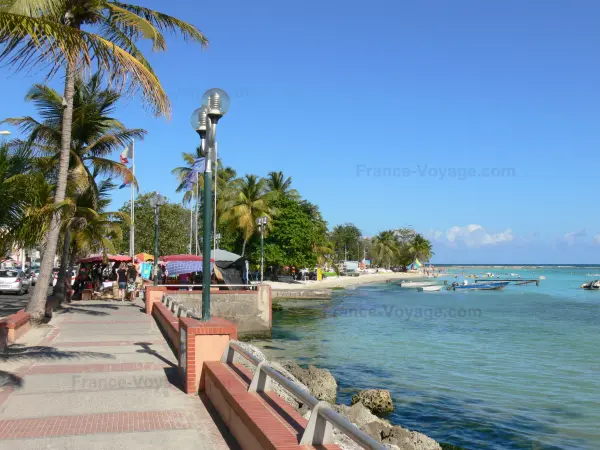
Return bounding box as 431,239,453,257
399,281,438,288
418,285,443,292
452,281,509,291
582,280,600,290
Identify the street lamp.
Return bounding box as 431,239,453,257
191,88,230,321
150,193,167,286
256,217,268,282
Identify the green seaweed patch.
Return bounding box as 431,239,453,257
331,287,346,291
272,301,283,311
440,443,467,450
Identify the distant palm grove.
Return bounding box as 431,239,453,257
0,0,432,323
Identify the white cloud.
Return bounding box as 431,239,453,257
430,224,514,248
563,229,586,245
593,234,600,245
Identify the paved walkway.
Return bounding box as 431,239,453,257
0,298,237,449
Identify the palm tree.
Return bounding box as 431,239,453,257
3,76,144,299
172,149,237,253
266,171,299,200
4,75,143,193
372,230,399,268
55,179,129,289
0,0,207,321
407,233,434,262
0,142,44,255
70,180,129,259
221,175,277,256
172,147,208,254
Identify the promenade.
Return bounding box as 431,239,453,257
0,298,237,449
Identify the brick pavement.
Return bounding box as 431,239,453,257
0,299,236,449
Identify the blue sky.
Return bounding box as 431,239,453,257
1,0,599,263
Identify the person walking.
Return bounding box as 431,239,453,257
117,264,127,301
110,264,119,300
126,263,137,301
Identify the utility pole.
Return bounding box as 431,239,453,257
256,217,268,282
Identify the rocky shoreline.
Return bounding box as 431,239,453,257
234,341,444,450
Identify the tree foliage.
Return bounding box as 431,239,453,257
330,223,363,261
259,196,327,271
119,192,189,256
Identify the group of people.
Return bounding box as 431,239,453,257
113,262,142,301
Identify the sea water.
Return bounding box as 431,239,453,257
257,267,600,450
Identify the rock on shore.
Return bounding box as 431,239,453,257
333,403,441,450
351,388,395,414
234,342,441,450
281,360,338,403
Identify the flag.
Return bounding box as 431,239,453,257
184,180,194,191
120,142,133,164
119,170,133,189
186,170,198,183
191,157,206,172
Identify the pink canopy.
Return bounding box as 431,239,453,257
78,254,132,264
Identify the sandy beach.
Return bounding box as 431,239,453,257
263,271,430,290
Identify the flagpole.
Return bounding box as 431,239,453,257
130,139,135,260
189,202,193,254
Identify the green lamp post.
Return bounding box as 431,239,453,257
190,88,230,320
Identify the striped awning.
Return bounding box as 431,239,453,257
166,260,213,276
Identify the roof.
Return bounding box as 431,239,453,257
211,249,242,262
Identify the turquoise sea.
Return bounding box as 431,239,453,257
257,266,600,450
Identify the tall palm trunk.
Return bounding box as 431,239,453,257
26,60,77,323
241,239,247,257
53,226,71,300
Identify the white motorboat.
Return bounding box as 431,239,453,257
399,281,438,288
418,285,443,292
582,280,600,290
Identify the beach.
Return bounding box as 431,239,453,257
263,271,428,290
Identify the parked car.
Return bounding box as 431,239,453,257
31,269,40,285
51,269,77,286
0,269,31,295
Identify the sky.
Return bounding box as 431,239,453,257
1,0,599,263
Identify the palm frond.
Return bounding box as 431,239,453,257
104,2,166,51
111,1,208,46
0,10,82,74
85,128,146,157
79,30,170,116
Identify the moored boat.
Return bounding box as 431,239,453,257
452,281,509,291
418,285,443,292
399,281,439,288
581,280,600,290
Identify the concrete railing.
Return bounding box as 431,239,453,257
221,341,386,449
153,284,257,290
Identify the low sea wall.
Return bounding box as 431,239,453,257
272,289,332,299
156,285,272,338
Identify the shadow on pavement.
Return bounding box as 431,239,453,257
0,370,23,389
135,342,176,368
56,306,111,316
1,344,116,362
67,303,121,309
